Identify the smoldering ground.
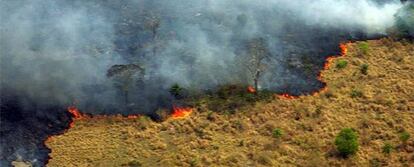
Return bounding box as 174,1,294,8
0,0,404,166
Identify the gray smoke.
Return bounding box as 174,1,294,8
0,0,402,114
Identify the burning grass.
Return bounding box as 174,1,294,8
46,39,414,166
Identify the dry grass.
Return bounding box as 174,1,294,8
46,39,414,167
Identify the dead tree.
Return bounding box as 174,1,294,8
144,15,160,57
107,64,145,104
245,38,270,94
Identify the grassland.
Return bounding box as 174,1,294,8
46,39,414,167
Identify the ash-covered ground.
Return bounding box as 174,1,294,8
0,0,407,166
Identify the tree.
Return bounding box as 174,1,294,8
144,15,161,57
272,128,283,139
335,128,359,157
244,38,270,94
107,64,145,104
399,131,410,147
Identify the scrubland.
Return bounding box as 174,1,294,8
46,39,414,167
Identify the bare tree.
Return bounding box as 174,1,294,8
107,64,145,104
244,38,270,94
144,15,160,57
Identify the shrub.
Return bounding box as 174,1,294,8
124,160,142,167
189,158,198,167
382,142,393,154
400,131,411,145
358,42,369,55
272,128,283,139
335,128,359,157
350,89,363,98
336,60,348,69
169,83,184,98
360,64,369,75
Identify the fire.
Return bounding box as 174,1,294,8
127,115,140,119
247,85,256,93
172,105,193,119
278,93,298,99
340,42,348,56
67,106,84,119
323,56,336,70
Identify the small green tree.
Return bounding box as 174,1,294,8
272,128,283,139
360,64,369,75
336,60,348,69
335,128,359,157
350,89,363,98
382,142,393,154
399,131,411,146
169,84,184,98
124,160,142,167
358,42,369,55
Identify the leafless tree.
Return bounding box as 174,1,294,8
107,64,145,104
144,15,160,57
244,38,270,94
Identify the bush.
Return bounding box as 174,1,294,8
272,128,283,139
350,89,363,98
335,128,359,157
382,142,393,154
336,60,348,69
400,131,411,145
360,64,369,75
169,83,184,98
123,160,142,167
358,42,369,55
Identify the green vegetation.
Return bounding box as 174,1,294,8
272,128,284,139
350,89,363,98
122,160,142,167
169,84,184,98
358,42,369,55
335,128,359,157
382,142,393,154
399,131,411,145
336,60,348,69
188,84,273,113
360,64,369,75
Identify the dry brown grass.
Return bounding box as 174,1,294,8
46,39,414,167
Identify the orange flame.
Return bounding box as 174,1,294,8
127,115,140,119
278,93,298,99
340,43,348,56
67,106,84,119
323,56,336,70
247,86,256,93
172,105,193,119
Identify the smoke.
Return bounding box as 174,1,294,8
0,0,402,113
0,0,404,165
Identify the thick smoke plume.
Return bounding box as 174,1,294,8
0,0,404,166
0,0,402,114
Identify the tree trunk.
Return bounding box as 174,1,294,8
124,91,129,104
254,71,260,95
